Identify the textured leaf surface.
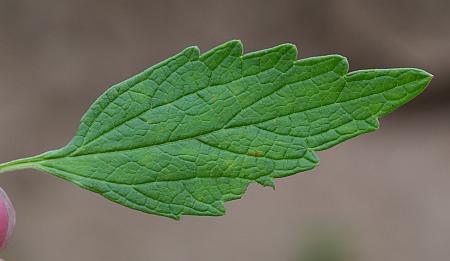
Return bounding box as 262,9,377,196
23,41,431,219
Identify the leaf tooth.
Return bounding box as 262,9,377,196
200,40,243,64
182,45,201,61
243,43,297,62
256,176,276,189
295,54,349,76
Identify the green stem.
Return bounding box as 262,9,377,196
0,155,44,174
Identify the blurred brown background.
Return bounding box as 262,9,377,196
0,0,449,260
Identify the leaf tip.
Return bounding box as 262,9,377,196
403,68,433,94
416,69,434,83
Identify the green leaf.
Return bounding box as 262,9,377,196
0,40,432,219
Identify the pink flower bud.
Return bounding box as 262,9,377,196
0,188,15,249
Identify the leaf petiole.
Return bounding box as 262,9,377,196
0,155,43,174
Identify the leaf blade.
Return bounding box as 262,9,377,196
30,41,431,219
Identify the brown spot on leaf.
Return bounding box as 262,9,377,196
248,150,264,157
